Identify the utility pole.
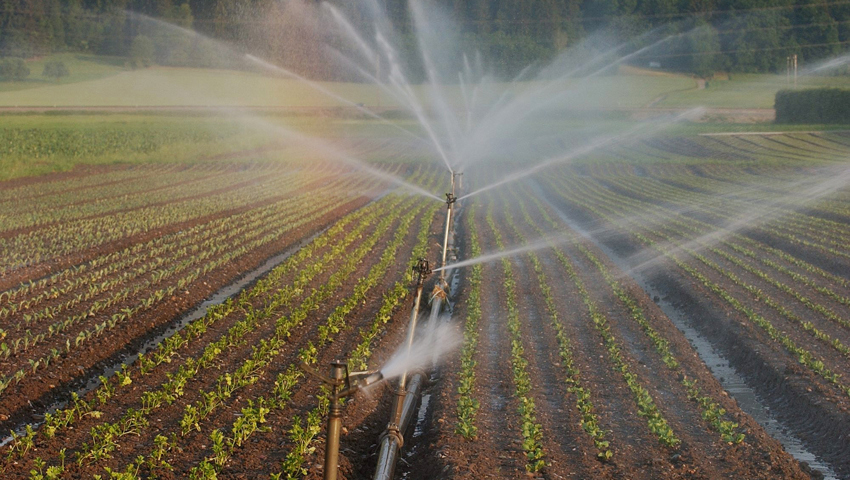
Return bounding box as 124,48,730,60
793,54,798,88
787,56,791,85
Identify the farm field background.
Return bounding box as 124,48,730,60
8,54,850,110
2,109,850,477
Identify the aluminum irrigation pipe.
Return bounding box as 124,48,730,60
373,200,460,480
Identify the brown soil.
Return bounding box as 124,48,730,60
539,169,848,478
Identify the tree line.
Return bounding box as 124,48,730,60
0,0,848,79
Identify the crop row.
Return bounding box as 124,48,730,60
645,215,850,360
0,159,392,277
0,176,372,398
2,166,251,231
271,198,436,479
81,192,419,473
505,198,612,459
609,167,850,259
185,175,442,478
0,166,350,309
4,162,371,233
0,168,311,275
0,164,438,465
596,171,850,305
527,180,748,448
0,163,179,204
485,205,546,473
1,187,374,466
74,167,440,477
0,172,363,335
550,174,850,400
0,172,428,477
0,127,231,160
506,184,681,449
567,172,850,359
454,203,482,440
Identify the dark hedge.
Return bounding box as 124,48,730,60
775,88,850,124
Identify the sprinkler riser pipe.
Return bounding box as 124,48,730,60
440,205,453,277
324,362,347,480
324,406,343,480
400,285,424,391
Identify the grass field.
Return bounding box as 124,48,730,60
0,57,694,109
0,54,126,93
657,73,850,108
0,114,287,181
3,54,850,110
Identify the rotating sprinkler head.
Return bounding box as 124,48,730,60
299,360,384,399
445,192,457,209
299,360,384,480
412,258,431,287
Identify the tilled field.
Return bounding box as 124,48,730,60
396,132,850,479
2,131,850,479
0,158,448,477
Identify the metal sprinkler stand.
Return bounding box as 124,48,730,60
299,361,382,480
397,258,431,389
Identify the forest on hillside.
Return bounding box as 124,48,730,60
1,0,849,78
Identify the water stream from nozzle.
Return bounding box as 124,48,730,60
379,323,460,381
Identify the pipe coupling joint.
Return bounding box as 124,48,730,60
431,284,447,302
380,426,404,449
405,369,429,389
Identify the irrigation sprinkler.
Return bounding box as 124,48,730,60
399,259,431,390
299,361,383,480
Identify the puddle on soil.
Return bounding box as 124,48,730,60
0,230,324,448
536,188,838,479
413,393,431,438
